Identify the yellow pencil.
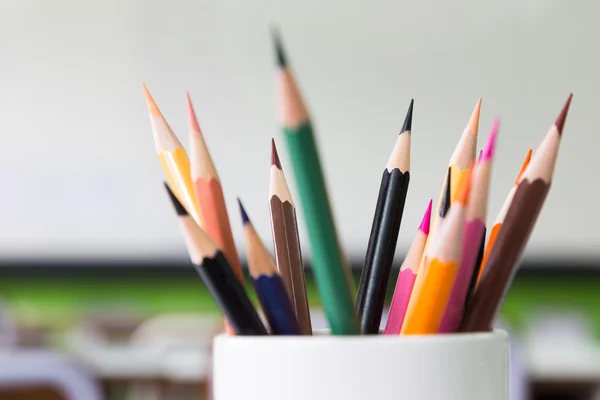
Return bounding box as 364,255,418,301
143,84,203,226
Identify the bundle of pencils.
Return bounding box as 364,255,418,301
142,30,572,337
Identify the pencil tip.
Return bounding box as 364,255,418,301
481,118,500,161
515,148,533,185
270,25,287,68
164,183,188,216
271,138,282,169
185,91,202,135
238,198,251,225
142,83,161,117
419,199,432,235
440,167,452,218
466,97,483,136
400,99,414,134
554,93,573,136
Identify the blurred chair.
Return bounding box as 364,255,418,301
127,314,221,400
0,350,103,400
0,298,17,348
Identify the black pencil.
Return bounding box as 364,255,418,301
357,100,413,334
164,183,267,335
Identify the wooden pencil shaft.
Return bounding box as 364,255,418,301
356,171,390,316
358,169,409,333
270,195,312,334
283,122,358,335
252,274,301,335
459,179,549,332
194,252,267,335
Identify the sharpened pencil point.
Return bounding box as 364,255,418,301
271,138,282,169
164,183,188,216
400,99,414,134
271,26,287,68
466,97,483,137
555,93,573,136
185,91,202,136
238,198,251,225
440,167,452,218
515,149,533,185
419,199,433,235
142,83,161,117
481,118,500,161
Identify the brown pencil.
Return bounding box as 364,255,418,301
459,94,573,332
269,139,312,334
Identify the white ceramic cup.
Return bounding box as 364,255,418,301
213,330,509,400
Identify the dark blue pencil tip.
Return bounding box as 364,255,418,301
238,198,251,225
400,99,414,134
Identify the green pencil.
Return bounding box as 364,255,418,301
272,29,358,335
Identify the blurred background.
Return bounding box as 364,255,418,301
0,0,599,399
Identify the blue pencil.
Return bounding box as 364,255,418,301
239,198,301,335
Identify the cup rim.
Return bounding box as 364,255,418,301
214,329,507,344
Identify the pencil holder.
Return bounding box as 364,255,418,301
212,330,509,400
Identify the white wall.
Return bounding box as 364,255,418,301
0,0,596,261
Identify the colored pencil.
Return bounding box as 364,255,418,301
143,84,202,226
478,149,532,281
384,199,432,335
433,98,482,227
239,199,301,335
164,184,267,335
403,101,480,322
460,94,573,332
438,119,499,333
269,139,312,334
186,92,243,282
401,171,472,334
357,100,413,334
402,167,451,323
273,29,358,334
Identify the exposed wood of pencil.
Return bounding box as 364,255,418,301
478,149,532,281
357,99,413,334
164,184,266,335
143,84,202,226
403,167,452,321
273,28,357,334
401,173,472,335
460,94,573,332
384,199,431,335
240,199,301,335
186,93,243,284
431,98,481,229
439,119,499,333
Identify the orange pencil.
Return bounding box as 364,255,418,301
186,93,243,282
477,149,532,281
143,84,203,226
401,170,472,335
404,99,481,322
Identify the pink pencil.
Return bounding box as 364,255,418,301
384,200,432,335
438,119,499,333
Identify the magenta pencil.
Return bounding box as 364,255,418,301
384,200,432,335
438,119,499,333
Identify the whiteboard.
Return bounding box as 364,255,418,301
0,0,595,262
